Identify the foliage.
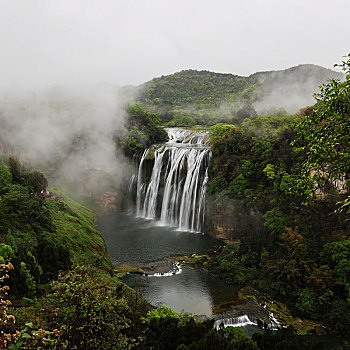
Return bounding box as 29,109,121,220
0,262,16,346
0,262,63,349
0,158,112,298
326,299,350,334
207,110,350,332
296,288,320,317
322,239,350,301
0,244,14,264
141,305,191,327
138,69,253,109
136,69,256,126
135,65,340,126
43,188,112,272
294,54,350,214
8,322,62,350
213,247,259,285
139,304,260,350
46,265,141,349
165,110,196,127
116,103,168,157
241,115,301,138
252,328,323,350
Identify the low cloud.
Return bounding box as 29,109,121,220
0,84,132,196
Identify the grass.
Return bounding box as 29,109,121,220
44,187,113,272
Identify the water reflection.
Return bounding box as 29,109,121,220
97,213,237,316
97,213,221,264
125,265,238,317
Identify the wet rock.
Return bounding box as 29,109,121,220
96,191,119,210
134,259,177,275
314,326,326,335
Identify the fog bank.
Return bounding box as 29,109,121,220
0,85,131,197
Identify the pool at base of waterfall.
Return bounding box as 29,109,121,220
98,213,220,264
97,213,241,317
98,212,345,347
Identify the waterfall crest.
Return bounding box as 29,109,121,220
131,128,211,233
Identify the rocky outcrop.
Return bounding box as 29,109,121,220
96,191,120,211
204,197,263,243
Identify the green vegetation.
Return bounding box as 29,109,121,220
0,157,264,349
0,156,112,298
206,56,350,337
115,103,168,157
294,54,350,214
136,69,257,126
44,189,111,271
133,64,343,127
1,260,263,349
138,69,253,108
1,57,349,348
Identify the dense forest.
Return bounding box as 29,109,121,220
1,56,349,349
130,64,343,127
205,56,350,338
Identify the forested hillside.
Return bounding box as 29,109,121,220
138,69,253,108
206,56,350,336
0,157,112,294
0,160,261,349
131,64,343,126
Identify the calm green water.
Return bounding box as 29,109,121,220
97,213,221,264
97,213,238,316
124,265,239,317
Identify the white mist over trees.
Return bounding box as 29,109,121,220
252,64,344,114
0,85,132,196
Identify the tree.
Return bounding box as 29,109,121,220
295,54,350,212
116,104,168,157
48,265,137,349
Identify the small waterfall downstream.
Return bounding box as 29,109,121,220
130,128,211,233
213,311,283,331
213,315,258,330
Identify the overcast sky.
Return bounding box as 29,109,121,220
0,0,349,89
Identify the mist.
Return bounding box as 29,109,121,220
0,0,348,201
0,85,132,199
252,64,344,115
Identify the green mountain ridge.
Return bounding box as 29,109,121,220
125,64,343,124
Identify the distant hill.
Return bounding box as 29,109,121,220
250,64,344,114
127,64,343,124
137,69,253,108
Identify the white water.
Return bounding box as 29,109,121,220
132,128,211,233
213,315,258,330
213,311,284,331
144,262,183,277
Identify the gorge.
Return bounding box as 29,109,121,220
101,127,277,331
101,128,235,316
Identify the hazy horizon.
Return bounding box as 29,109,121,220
0,0,349,90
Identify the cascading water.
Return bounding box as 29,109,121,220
130,128,211,233
213,315,258,330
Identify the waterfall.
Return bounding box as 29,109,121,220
213,315,258,330
132,128,211,233
213,312,284,331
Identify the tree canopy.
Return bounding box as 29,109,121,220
295,54,350,213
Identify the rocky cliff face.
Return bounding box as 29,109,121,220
96,191,121,211
204,197,263,244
